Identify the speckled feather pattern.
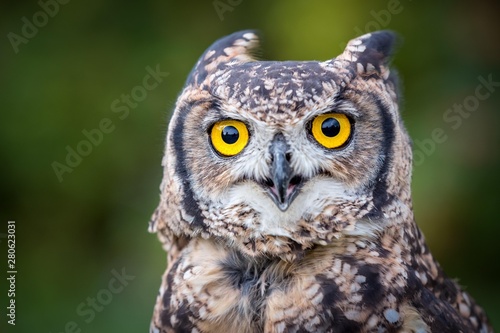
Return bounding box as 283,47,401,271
149,30,493,332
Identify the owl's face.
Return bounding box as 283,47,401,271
153,31,413,258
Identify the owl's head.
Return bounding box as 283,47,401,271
151,30,413,259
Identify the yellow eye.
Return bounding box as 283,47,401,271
210,120,249,156
311,113,351,149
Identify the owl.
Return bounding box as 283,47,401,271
148,30,493,333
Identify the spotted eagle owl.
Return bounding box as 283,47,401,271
148,30,493,333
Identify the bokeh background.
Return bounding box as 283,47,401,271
1,0,499,331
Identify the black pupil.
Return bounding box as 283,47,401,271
221,126,239,144
321,118,341,137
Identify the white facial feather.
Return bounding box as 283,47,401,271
223,177,352,237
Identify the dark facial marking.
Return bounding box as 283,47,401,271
171,100,210,231
363,91,396,218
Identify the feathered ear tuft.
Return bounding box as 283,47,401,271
337,30,398,79
185,30,260,88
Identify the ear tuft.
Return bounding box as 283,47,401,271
186,30,260,87
338,30,398,78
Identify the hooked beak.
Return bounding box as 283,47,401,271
263,133,303,211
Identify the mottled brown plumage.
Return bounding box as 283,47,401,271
149,30,493,332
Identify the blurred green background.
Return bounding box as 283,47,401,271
1,0,499,331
